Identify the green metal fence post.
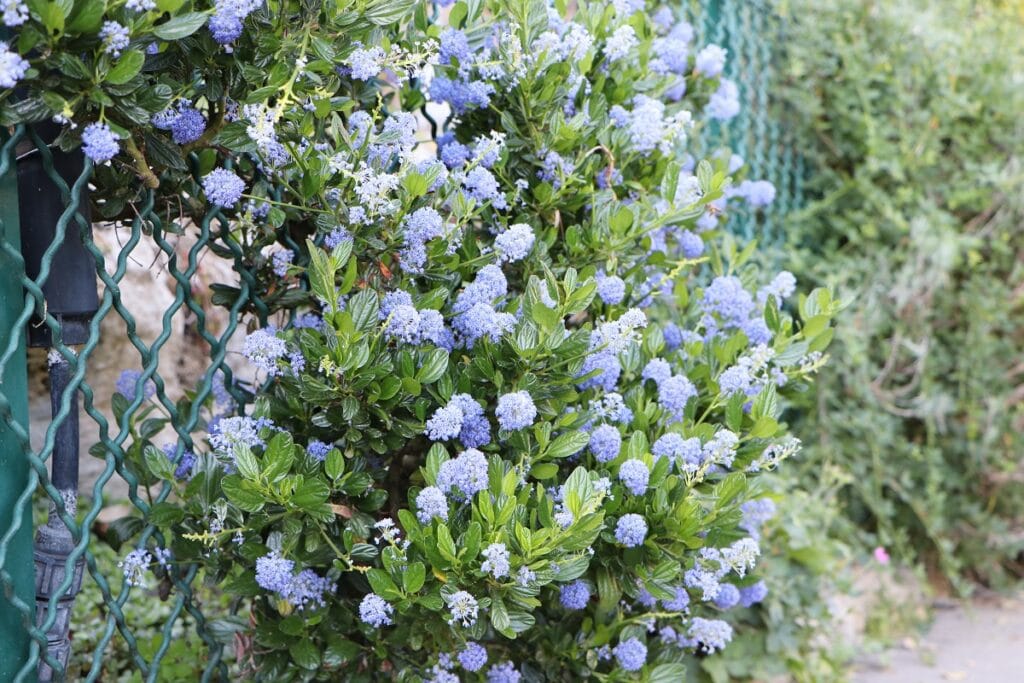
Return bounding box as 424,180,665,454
0,130,35,679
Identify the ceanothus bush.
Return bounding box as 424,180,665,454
88,0,840,679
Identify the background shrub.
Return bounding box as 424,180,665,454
776,0,1024,588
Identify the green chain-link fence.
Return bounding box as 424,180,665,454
0,2,804,679
694,0,806,245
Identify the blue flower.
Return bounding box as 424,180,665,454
642,358,672,386
463,167,507,210
161,443,195,480
255,551,294,594
740,498,777,539
2,1,28,26
209,415,273,458
734,179,777,208
325,226,353,250
453,303,515,348
415,486,449,523
757,270,796,305
496,391,537,431
486,661,521,683
559,580,590,609
579,348,622,391
81,123,120,163
170,105,206,144
713,583,741,609
687,617,733,653
589,424,622,463
695,44,728,76
707,78,740,121
481,542,510,579
99,21,130,57
202,168,246,208
596,273,626,305
617,459,649,495
116,369,156,400
346,45,385,80
615,513,648,547
446,590,479,627
719,365,754,397
458,641,488,672
662,585,691,612
739,580,768,607
306,440,331,462
494,224,535,263
612,637,647,672
604,25,638,62
207,0,259,44
0,41,29,89
243,328,288,376
684,567,721,601
359,593,393,627
658,374,697,422
437,447,490,499
439,28,472,65
430,75,495,114
426,402,463,441
679,230,705,258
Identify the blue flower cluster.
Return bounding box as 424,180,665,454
495,391,537,431
437,448,490,499
255,551,333,609
425,393,491,447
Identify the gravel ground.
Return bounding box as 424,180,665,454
853,593,1024,683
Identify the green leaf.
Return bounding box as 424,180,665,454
325,449,344,480
37,2,66,37
106,50,145,84
292,478,330,510
650,663,687,682
461,521,482,562
436,524,457,563
808,328,835,353
305,240,338,314
367,568,402,600
725,392,745,432
416,348,448,384
143,444,175,481
712,472,746,510
402,561,426,593
364,0,416,25
152,12,209,40
401,376,422,397
67,0,105,34
348,289,379,332
278,615,305,636
530,462,560,480
323,637,359,667
234,444,260,481
221,475,265,512
489,596,511,635
147,502,184,527
263,432,295,482
544,430,590,460
289,639,320,670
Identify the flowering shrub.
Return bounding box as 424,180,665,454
36,0,839,678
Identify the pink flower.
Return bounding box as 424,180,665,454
873,546,890,565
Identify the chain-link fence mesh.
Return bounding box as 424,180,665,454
694,0,806,245
0,2,804,679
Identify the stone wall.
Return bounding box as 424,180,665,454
27,223,254,502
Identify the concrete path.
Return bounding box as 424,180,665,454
853,594,1024,683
